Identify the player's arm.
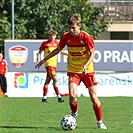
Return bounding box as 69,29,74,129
60,50,68,56
83,48,95,73
36,50,42,64
35,47,62,69
4,65,8,77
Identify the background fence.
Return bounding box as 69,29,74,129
91,1,133,21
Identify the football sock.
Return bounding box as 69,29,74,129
93,105,102,121
70,101,78,113
43,96,47,99
54,87,60,95
57,95,61,98
43,87,48,97
97,120,102,123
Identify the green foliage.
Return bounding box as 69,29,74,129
0,17,11,45
0,0,109,45
0,2,11,45
0,97,132,133
82,6,108,39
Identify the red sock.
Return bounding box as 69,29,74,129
69,101,78,113
54,87,60,95
43,87,48,96
93,105,102,121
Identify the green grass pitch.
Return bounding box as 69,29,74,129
0,96,132,133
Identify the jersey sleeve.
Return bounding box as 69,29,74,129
3,59,7,66
39,42,45,51
85,35,95,50
58,34,66,49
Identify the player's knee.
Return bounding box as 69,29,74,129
69,96,77,104
53,78,58,83
70,93,77,99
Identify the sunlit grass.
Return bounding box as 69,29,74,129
0,96,132,133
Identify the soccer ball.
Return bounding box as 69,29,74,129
60,115,77,130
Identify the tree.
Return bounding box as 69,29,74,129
0,11,11,44
0,0,11,47
82,5,108,39
1,0,108,45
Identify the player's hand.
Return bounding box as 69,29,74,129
35,61,43,69
82,66,86,74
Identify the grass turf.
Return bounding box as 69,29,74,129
0,96,132,133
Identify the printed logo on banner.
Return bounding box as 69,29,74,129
14,73,28,88
9,45,28,68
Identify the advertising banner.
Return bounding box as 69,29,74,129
4,40,133,72
6,72,133,97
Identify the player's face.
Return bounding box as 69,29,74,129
49,34,56,41
0,53,3,61
68,23,80,37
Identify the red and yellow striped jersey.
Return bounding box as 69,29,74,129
39,40,58,67
59,30,94,73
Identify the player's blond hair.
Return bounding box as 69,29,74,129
67,13,81,26
48,30,58,35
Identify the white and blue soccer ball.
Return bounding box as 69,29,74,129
60,115,77,130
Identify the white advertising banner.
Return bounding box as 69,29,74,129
6,72,133,97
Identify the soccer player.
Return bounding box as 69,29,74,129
0,52,8,96
35,14,107,129
36,30,68,103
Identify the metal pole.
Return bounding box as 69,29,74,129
12,0,14,39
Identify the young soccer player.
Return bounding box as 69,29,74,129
35,14,107,129
36,30,67,103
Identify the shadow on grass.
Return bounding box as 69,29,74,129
0,126,99,132
0,126,43,129
0,126,61,131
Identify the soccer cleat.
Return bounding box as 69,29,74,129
97,122,107,129
71,112,78,118
3,94,8,97
41,99,49,103
58,98,64,103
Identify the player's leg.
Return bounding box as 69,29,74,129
69,82,78,118
52,75,64,102
47,66,64,102
88,86,107,129
2,75,7,94
67,73,81,118
42,66,54,102
42,77,51,102
88,85,101,118
82,72,107,129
